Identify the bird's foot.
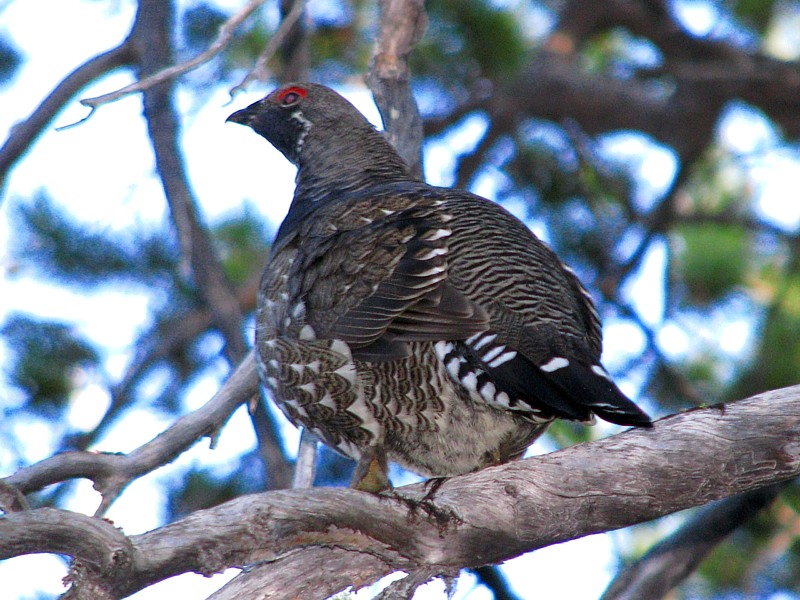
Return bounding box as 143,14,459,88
351,449,392,494
421,476,447,503
384,479,459,533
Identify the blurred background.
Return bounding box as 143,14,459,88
2,0,800,598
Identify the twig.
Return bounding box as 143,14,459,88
228,0,308,96
79,0,266,111
0,42,133,193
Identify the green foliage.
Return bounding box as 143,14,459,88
438,0,526,76
781,484,800,517
672,223,749,305
696,494,800,594
582,28,662,76
755,288,800,390
506,140,575,201
219,18,270,74
12,193,180,291
413,0,526,93
546,418,597,447
211,207,271,286
182,3,229,50
1,314,99,412
733,0,777,33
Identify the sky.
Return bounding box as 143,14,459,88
2,1,800,599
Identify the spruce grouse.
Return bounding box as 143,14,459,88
227,83,652,492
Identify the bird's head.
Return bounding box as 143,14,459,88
227,83,382,166
227,82,411,208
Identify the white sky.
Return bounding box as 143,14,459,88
2,1,800,599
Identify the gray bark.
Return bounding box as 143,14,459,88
3,384,799,598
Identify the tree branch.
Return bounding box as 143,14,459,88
229,0,308,96
0,508,132,571
125,0,291,489
207,546,392,600
78,0,266,111
67,271,261,454
277,0,310,83
2,352,259,514
366,0,428,179
0,42,133,193
601,482,786,600
5,384,799,598
133,0,249,362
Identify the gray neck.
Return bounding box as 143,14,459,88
293,122,412,204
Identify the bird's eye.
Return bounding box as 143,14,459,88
277,86,307,107
281,92,300,105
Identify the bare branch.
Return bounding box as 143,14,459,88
0,480,29,513
229,0,308,96
367,0,428,179
292,428,318,488
0,42,133,192
5,385,800,598
133,0,250,363
0,508,132,569
79,0,266,111
207,547,392,600
601,483,786,600
277,0,310,82
3,352,258,512
66,271,260,458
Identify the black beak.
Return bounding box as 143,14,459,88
226,106,256,126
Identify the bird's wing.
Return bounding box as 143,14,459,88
296,194,489,361
293,186,650,427
436,191,651,427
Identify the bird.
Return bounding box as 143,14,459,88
227,82,652,493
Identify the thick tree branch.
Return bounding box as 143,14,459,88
602,482,786,600
4,385,798,598
0,508,132,571
133,0,249,363
2,352,259,513
367,0,428,179
207,547,392,600
126,0,291,488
